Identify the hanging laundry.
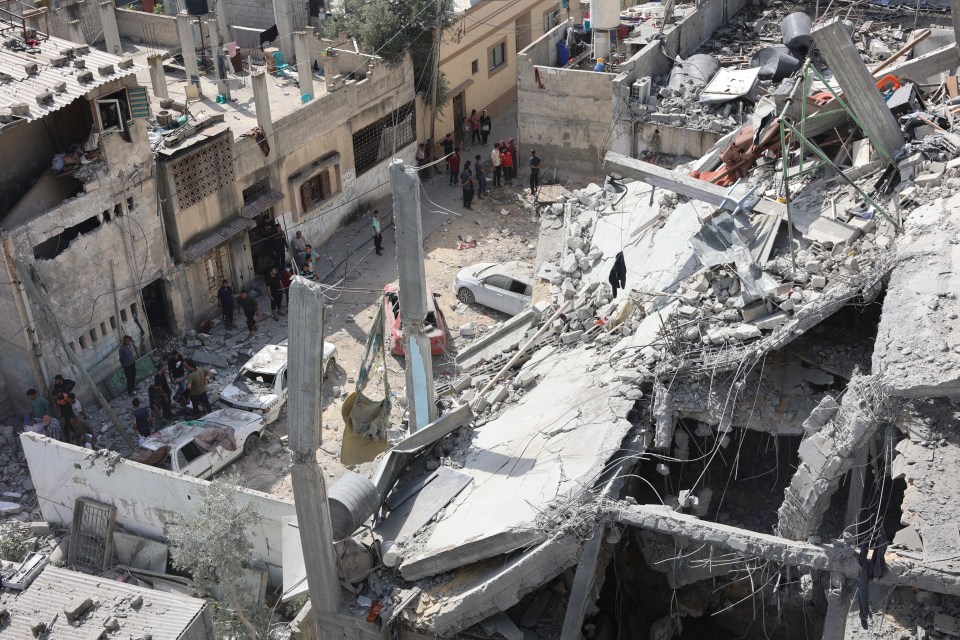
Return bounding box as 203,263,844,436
609,251,626,298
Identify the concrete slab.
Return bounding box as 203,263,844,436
873,195,960,398
112,530,169,573
402,344,633,577
374,467,472,544
804,216,861,245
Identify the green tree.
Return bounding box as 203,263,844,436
324,0,456,107
166,475,271,639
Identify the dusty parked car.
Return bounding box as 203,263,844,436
130,408,265,479
219,339,337,424
453,261,534,316
383,283,447,356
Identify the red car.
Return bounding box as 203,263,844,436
383,283,447,356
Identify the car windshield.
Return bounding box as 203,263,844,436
389,291,438,326
236,370,276,393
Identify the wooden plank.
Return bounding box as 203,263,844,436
948,76,959,99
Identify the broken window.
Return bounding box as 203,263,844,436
33,214,102,260
300,167,338,211
352,101,416,176
95,89,132,140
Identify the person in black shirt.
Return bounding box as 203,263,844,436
168,349,187,404
152,362,174,419
217,280,236,329
239,291,258,339
529,150,542,196
265,267,284,320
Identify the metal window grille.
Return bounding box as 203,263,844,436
242,177,272,203
352,101,416,176
68,498,116,571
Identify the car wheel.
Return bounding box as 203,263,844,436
457,288,475,305
243,433,261,456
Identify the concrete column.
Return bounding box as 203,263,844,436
822,572,850,640
67,19,86,45
213,0,231,45
952,0,960,51
176,12,202,96
389,159,437,432
147,53,169,99
164,0,178,16
293,30,313,102
98,0,122,56
272,0,295,60
812,18,904,158
287,278,342,624
251,70,274,141
206,16,230,100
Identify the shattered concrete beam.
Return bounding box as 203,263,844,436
777,375,880,542
400,529,545,582
812,18,905,157
613,504,960,596
418,534,581,636
603,153,787,218
883,44,960,87
559,527,604,640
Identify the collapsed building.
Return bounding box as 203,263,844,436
7,1,960,640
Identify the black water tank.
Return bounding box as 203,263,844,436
184,0,208,15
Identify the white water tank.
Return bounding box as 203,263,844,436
590,0,620,31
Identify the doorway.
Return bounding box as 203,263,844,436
452,92,465,147
141,279,172,339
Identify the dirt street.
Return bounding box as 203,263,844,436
230,172,545,498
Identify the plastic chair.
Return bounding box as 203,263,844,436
272,51,291,75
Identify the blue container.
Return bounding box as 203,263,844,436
557,41,570,66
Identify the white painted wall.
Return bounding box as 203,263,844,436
21,433,295,585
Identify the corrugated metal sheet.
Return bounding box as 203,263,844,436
183,216,255,262
240,188,285,218
2,564,210,639
0,22,145,127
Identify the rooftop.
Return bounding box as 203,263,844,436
0,20,143,130
1,563,209,639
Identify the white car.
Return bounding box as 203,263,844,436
219,340,337,424
453,261,534,316
130,408,265,479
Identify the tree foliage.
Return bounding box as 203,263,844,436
166,475,271,639
324,0,456,107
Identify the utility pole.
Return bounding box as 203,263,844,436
389,160,437,432
429,0,442,150
286,277,341,635
16,264,136,450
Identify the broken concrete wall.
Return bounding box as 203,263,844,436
635,123,724,159
0,92,165,411
115,9,180,48
777,375,885,541
21,433,295,583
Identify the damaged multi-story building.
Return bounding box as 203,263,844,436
0,0,416,413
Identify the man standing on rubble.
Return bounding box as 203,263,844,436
119,335,137,396
184,360,212,417
131,398,153,440
168,349,187,406
529,150,542,196
217,279,236,329
265,267,285,320
238,290,258,339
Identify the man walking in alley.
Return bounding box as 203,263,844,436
265,267,284,320
480,109,492,146
491,144,502,187
119,335,137,396
474,155,487,200
460,160,475,210
373,209,384,255
217,279,236,329
184,360,212,417
441,133,454,177
239,290,258,339
448,147,461,185
529,149,542,196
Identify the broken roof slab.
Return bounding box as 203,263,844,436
397,344,634,579
873,193,960,398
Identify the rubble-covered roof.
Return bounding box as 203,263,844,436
2,564,209,638
0,20,144,128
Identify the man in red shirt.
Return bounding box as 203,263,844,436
448,148,461,186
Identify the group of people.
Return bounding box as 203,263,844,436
445,139,543,209
459,108,493,151
23,376,95,448
130,350,213,442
